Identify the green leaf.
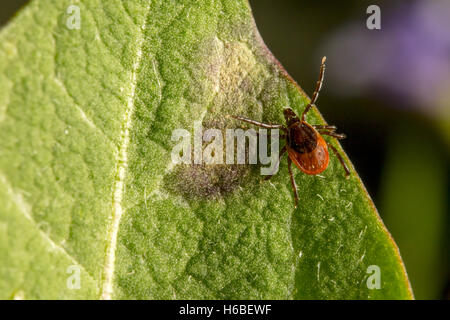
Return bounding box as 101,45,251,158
0,0,412,299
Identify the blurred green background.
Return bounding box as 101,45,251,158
1,0,448,299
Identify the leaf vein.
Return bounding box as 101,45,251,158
100,2,151,300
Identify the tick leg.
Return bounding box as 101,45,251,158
301,56,327,122
264,145,287,180
319,130,346,140
313,125,337,131
245,129,286,140
231,115,286,131
288,157,299,208
327,143,350,177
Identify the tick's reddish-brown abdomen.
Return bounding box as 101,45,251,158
288,133,329,175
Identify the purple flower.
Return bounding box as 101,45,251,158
323,0,450,114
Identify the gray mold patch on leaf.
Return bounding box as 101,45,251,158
163,119,254,200
164,162,250,200
163,39,273,200
197,37,270,121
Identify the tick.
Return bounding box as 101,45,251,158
232,57,350,207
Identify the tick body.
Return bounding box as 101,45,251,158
286,121,329,175
232,57,350,207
